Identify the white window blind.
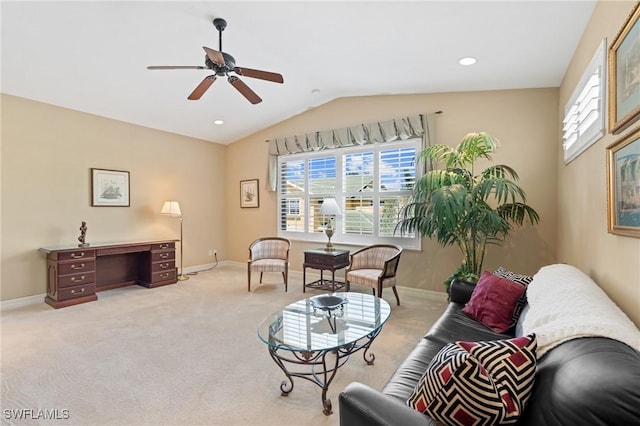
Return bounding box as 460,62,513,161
277,139,420,249
563,39,607,164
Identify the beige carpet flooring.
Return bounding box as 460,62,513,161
1,264,447,426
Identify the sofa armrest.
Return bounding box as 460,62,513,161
448,279,476,304
339,382,435,426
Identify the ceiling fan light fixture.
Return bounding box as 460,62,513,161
213,119,224,125
459,57,477,66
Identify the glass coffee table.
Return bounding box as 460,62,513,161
257,292,391,415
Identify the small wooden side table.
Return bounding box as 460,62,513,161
303,248,350,293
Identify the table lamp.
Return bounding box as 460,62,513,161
319,198,341,251
161,200,189,281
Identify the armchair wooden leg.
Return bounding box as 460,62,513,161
392,286,400,306
260,272,263,283
248,268,251,292
282,271,288,292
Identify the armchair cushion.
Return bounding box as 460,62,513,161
250,258,287,272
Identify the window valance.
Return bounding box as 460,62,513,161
266,112,438,191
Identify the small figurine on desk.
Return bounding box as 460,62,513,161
78,221,90,247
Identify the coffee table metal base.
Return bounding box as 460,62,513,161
267,328,382,415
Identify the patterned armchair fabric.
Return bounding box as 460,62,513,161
247,237,290,292
346,244,403,305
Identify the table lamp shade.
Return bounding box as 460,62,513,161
161,201,182,217
319,198,341,216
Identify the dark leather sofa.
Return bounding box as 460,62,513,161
339,280,640,425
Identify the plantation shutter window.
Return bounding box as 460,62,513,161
563,39,607,164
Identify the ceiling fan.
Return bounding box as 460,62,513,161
147,18,284,104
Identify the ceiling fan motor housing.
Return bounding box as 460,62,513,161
205,52,236,76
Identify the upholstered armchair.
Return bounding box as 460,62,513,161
247,237,290,292
345,244,403,305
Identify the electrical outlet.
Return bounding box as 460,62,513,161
208,249,214,256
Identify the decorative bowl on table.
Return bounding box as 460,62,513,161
310,295,348,312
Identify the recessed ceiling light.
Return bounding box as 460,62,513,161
213,120,224,125
459,57,477,66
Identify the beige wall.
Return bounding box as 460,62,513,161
557,1,640,326
3,0,637,328
225,89,559,293
1,94,227,300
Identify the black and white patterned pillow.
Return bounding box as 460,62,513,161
407,334,538,425
494,267,533,329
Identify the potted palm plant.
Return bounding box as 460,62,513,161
397,132,540,287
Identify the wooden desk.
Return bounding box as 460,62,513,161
303,249,350,293
39,240,178,309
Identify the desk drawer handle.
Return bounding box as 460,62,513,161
71,275,85,282
71,288,85,295
71,263,85,270
160,273,170,279
160,262,169,269
71,252,85,259
160,253,170,259
159,244,169,249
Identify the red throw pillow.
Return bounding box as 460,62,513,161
462,271,526,333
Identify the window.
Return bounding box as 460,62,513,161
563,39,607,164
278,139,420,249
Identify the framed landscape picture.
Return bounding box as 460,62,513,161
608,3,640,134
240,179,259,208
91,168,130,207
607,127,640,238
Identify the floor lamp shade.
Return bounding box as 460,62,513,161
160,201,189,281
161,201,182,218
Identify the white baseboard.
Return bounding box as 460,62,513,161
1,262,230,310
1,293,46,311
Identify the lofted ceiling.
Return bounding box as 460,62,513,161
1,1,596,145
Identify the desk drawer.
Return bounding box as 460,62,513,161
151,269,177,283
57,283,96,301
151,260,175,273
59,272,96,288
58,250,96,261
151,251,175,262
58,260,96,275
152,242,175,251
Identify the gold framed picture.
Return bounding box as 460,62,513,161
607,127,640,238
608,3,640,134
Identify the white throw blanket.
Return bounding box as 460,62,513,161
522,264,640,358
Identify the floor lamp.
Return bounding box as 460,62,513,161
161,201,189,281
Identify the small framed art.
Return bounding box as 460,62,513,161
608,3,640,134
607,127,640,238
240,179,259,208
91,168,130,207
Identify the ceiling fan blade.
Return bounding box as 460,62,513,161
228,76,262,104
188,75,216,100
202,46,225,66
234,67,284,84
147,66,207,70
